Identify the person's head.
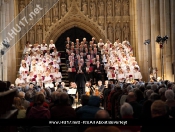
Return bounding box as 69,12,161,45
149,93,160,101
18,91,25,99
151,84,158,91
95,110,110,119
81,94,90,106
35,93,45,106
151,100,167,118
165,90,174,100
13,97,24,110
159,88,166,96
66,37,70,41
50,40,53,44
98,81,102,86
120,102,133,118
127,91,136,102
50,91,59,102
146,89,154,99
59,93,70,105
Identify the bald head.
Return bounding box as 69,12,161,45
127,92,136,102
95,110,110,119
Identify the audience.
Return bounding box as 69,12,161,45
50,93,76,119
27,93,50,119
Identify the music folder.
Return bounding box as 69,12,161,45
68,88,77,95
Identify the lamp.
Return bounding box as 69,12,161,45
2,40,10,48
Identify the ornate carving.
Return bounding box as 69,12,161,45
115,0,121,16
107,0,112,17
37,26,43,44
123,22,129,40
98,0,104,17
53,4,58,17
19,0,25,19
115,22,121,40
82,0,88,16
28,28,35,44
61,0,67,17
45,2,51,18
107,23,113,42
123,0,129,16
90,0,96,20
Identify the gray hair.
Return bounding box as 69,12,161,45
126,85,133,92
159,88,166,95
18,91,25,98
120,102,133,117
151,84,158,91
51,91,59,102
165,90,174,100
146,89,154,98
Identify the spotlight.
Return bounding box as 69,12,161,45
144,39,151,45
1,50,4,55
162,35,168,43
156,35,162,43
2,40,10,48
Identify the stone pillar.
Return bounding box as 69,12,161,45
164,0,172,81
154,0,161,78
150,0,156,70
170,0,175,82
136,0,144,80
143,0,151,82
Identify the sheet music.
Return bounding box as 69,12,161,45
68,88,77,94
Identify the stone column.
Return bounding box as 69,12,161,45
150,0,156,71
164,0,172,81
170,0,175,82
154,0,161,78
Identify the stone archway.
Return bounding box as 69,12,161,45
45,0,106,44
55,27,92,51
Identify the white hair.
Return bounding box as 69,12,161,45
18,91,25,98
120,102,133,117
165,90,174,100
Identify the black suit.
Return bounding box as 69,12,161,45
65,41,72,45
75,73,87,99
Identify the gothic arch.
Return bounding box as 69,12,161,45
45,18,106,43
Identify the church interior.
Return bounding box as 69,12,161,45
0,0,175,132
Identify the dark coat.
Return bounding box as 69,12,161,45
50,105,76,119
75,73,87,88
76,96,101,119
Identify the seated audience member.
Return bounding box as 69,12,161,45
18,91,30,109
13,97,26,119
85,126,121,132
75,94,90,112
27,93,50,119
49,91,59,109
165,90,175,117
151,100,168,119
120,102,133,119
118,102,141,132
127,91,142,119
95,110,110,119
50,93,76,119
76,96,101,119
159,88,167,101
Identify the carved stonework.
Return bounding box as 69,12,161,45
107,23,113,42
115,0,121,16
82,0,88,16
90,0,96,21
107,0,112,17
115,22,121,40
123,0,129,16
123,22,129,40
98,0,104,17
37,26,43,44
17,0,130,49
61,0,67,17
